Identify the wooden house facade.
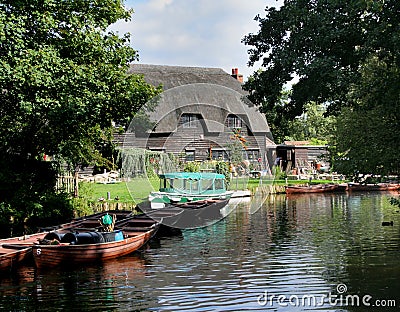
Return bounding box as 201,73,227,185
276,141,329,174
116,65,275,170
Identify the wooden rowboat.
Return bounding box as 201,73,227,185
346,183,400,192
285,184,340,194
0,210,135,272
138,198,229,229
0,232,48,272
31,219,158,269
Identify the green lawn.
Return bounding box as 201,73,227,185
79,178,159,203
80,177,340,204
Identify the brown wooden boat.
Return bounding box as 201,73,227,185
0,232,48,272
346,183,400,192
286,184,340,194
31,217,158,269
0,210,135,272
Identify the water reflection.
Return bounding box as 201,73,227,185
0,193,399,311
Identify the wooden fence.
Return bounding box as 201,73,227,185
56,175,75,194
88,201,137,213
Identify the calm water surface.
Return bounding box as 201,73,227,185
0,193,399,311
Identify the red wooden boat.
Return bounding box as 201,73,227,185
346,183,400,192
0,232,48,272
286,184,340,194
0,210,135,272
31,217,158,269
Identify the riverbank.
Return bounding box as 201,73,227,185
76,178,332,213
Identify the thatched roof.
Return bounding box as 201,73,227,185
129,64,272,136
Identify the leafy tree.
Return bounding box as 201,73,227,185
334,56,400,178
256,87,292,144
242,0,393,115
0,0,160,227
265,89,336,144
243,0,399,176
286,102,336,144
226,128,248,165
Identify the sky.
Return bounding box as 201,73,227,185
110,0,283,80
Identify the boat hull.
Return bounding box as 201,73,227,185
346,183,400,192
139,198,230,229
149,191,233,207
286,184,339,194
32,228,156,269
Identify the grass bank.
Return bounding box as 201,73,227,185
78,177,340,207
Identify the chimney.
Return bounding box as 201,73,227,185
231,68,243,83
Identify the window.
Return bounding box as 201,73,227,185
226,115,242,128
202,179,214,191
214,179,224,190
185,150,195,161
245,149,260,161
191,180,199,193
211,149,228,161
181,114,199,128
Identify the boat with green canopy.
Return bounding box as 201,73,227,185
149,172,233,208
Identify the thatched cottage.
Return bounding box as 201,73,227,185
118,64,276,171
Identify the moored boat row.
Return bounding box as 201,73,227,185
0,191,231,271
0,172,234,272
285,182,400,194
0,211,159,272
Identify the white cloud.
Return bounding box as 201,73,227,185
110,0,283,80
147,0,173,11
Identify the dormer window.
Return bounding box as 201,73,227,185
226,114,242,129
181,114,199,128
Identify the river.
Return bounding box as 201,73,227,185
0,192,399,311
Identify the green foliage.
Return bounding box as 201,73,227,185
285,102,336,144
225,140,244,164
183,162,200,173
260,88,292,144
72,182,96,216
261,91,335,144
242,0,385,115
0,1,160,227
215,161,231,187
244,0,399,176
390,197,400,209
26,192,74,226
119,148,177,178
0,0,160,167
272,166,287,180
333,56,400,178
226,128,248,164
0,155,62,224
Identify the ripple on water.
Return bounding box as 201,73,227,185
1,193,399,311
